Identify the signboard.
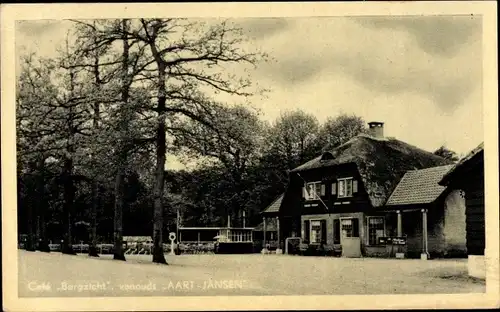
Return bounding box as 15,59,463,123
392,237,406,245
378,237,406,245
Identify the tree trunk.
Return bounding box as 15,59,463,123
113,167,126,261
61,157,76,255
25,193,36,251
36,158,50,252
89,25,101,258
152,61,167,264
88,182,99,257
111,18,131,262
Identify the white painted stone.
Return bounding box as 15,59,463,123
395,252,405,259
420,253,429,260
275,249,283,254
468,255,486,279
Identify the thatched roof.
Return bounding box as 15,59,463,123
439,142,484,186
290,134,452,207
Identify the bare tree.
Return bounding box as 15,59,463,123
123,18,265,263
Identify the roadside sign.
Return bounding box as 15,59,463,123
378,236,406,245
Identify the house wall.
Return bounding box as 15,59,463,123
299,164,373,216
388,207,460,258
463,167,485,256
362,205,463,258
301,212,365,246
445,153,485,256
300,204,465,258
443,151,485,278
427,206,446,257
443,190,467,256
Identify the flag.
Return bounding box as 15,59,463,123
297,172,330,214
304,184,312,199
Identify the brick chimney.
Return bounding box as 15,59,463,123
368,121,384,139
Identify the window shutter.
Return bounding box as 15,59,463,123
304,220,310,242
331,183,337,195
302,186,306,198
352,218,359,238
333,219,340,244
320,184,326,196
346,179,352,196
353,180,358,193
321,220,327,244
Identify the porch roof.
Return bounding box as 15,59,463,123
386,164,454,206
261,193,284,214
253,218,278,231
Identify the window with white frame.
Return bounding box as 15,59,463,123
341,218,359,238
367,217,385,245
338,178,354,198
304,182,322,201
310,220,322,243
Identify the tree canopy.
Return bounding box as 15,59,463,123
16,18,369,262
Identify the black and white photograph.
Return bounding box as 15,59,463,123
1,2,499,311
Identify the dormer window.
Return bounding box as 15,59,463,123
303,181,325,201
320,152,334,162
337,177,358,198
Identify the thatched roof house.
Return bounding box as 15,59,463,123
290,133,452,207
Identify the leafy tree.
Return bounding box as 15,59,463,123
173,105,265,226
16,18,267,262
318,114,367,151
433,145,459,162
264,110,321,171
17,37,94,255
70,18,155,261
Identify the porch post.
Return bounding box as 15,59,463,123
276,216,282,254
421,208,429,260
263,216,267,250
197,232,200,244
396,210,403,237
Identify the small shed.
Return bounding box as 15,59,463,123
255,193,292,251
439,143,485,278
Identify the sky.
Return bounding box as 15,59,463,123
16,16,484,170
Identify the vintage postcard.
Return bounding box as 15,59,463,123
1,1,499,311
